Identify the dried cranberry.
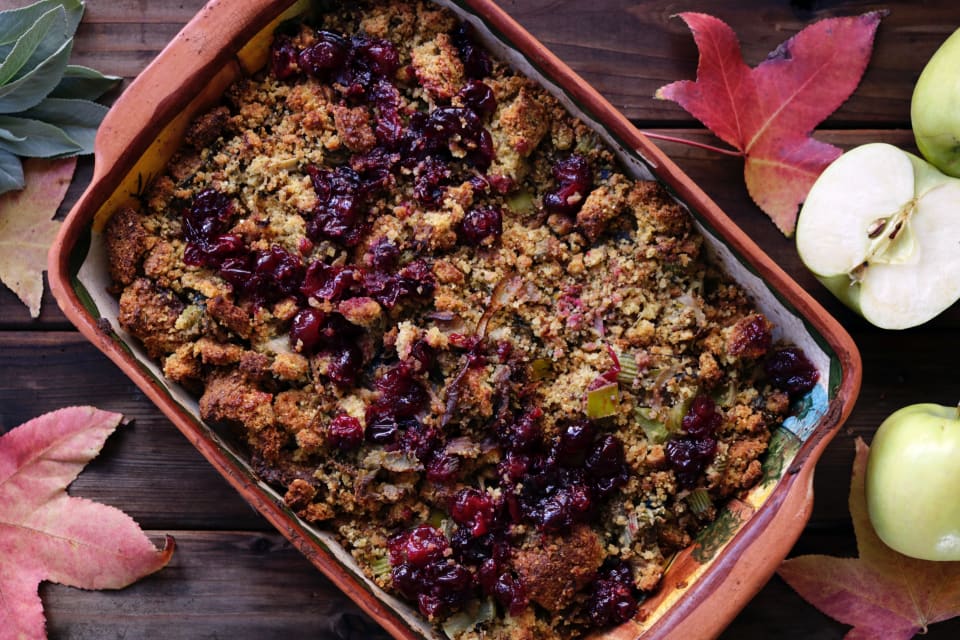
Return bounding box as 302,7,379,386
355,36,400,76
456,79,497,118
409,340,436,371
498,452,530,482
364,259,436,309
289,308,325,354
369,77,403,146
305,165,369,247
388,524,473,619
368,239,400,271
493,573,528,616
389,524,447,567
450,488,495,537
586,561,638,628
451,24,492,78
425,453,461,484
498,408,542,453
665,437,717,488
324,343,363,388
298,31,348,77
326,414,363,450
398,421,441,463
460,206,503,246
413,156,453,205
182,189,241,267
269,34,300,79
301,261,363,302
765,347,820,399
556,419,595,462
220,245,304,307
544,155,593,215
681,395,723,438
375,363,429,418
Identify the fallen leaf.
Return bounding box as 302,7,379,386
0,156,73,317
0,407,174,639
655,12,883,235
778,438,960,638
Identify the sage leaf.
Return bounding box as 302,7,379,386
8,6,72,86
0,115,80,157
0,0,82,46
0,36,72,114
49,64,121,100
0,6,65,86
0,128,26,143
0,149,24,194
21,97,107,155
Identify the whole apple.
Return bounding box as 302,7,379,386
865,403,960,561
912,27,960,178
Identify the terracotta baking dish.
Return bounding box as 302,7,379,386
48,0,862,638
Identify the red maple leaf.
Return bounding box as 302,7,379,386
0,407,174,639
655,12,884,235
778,438,960,638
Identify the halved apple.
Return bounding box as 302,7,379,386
796,142,960,329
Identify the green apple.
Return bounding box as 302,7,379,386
796,142,960,329
865,403,960,561
912,27,960,178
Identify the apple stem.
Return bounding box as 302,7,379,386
639,131,744,158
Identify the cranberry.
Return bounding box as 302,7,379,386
450,488,495,537
326,414,363,450
425,453,461,484
539,484,593,532
305,165,368,247
456,80,497,118
665,437,717,488
388,524,473,619
298,31,348,77
586,562,638,628
301,261,363,302
220,245,304,307
681,395,723,438
374,363,429,418
397,420,441,462
355,36,400,76
460,206,503,246
493,573,527,616
556,419,595,462
270,34,300,79
413,156,453,205
364,259,436,309
181,189,241,267
544,155,593,215
497,408,542,453
324,343,363,387
498,451,530,482
368,239,400,271
289,308,325,354
765,347,820,399
451,24,492,78
389,524,447,566
369,77,403,146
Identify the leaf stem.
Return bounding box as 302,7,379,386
639,131,743,158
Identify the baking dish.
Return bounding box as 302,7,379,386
48,1,862,638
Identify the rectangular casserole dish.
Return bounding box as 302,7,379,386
48,1,862,638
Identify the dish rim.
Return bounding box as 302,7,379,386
48,0,863,638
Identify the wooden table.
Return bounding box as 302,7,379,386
2,0,959,637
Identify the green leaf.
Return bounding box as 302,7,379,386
0,115,80,157
0,0,83,45
0,36,72,114
49,64,121,100
21,97,107,155
0,7,65,86
0,128,26,143
0,149,24,195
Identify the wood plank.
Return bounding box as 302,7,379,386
38,529,960,639
22,0,953,124
42,530,391,640
0,333,267,531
